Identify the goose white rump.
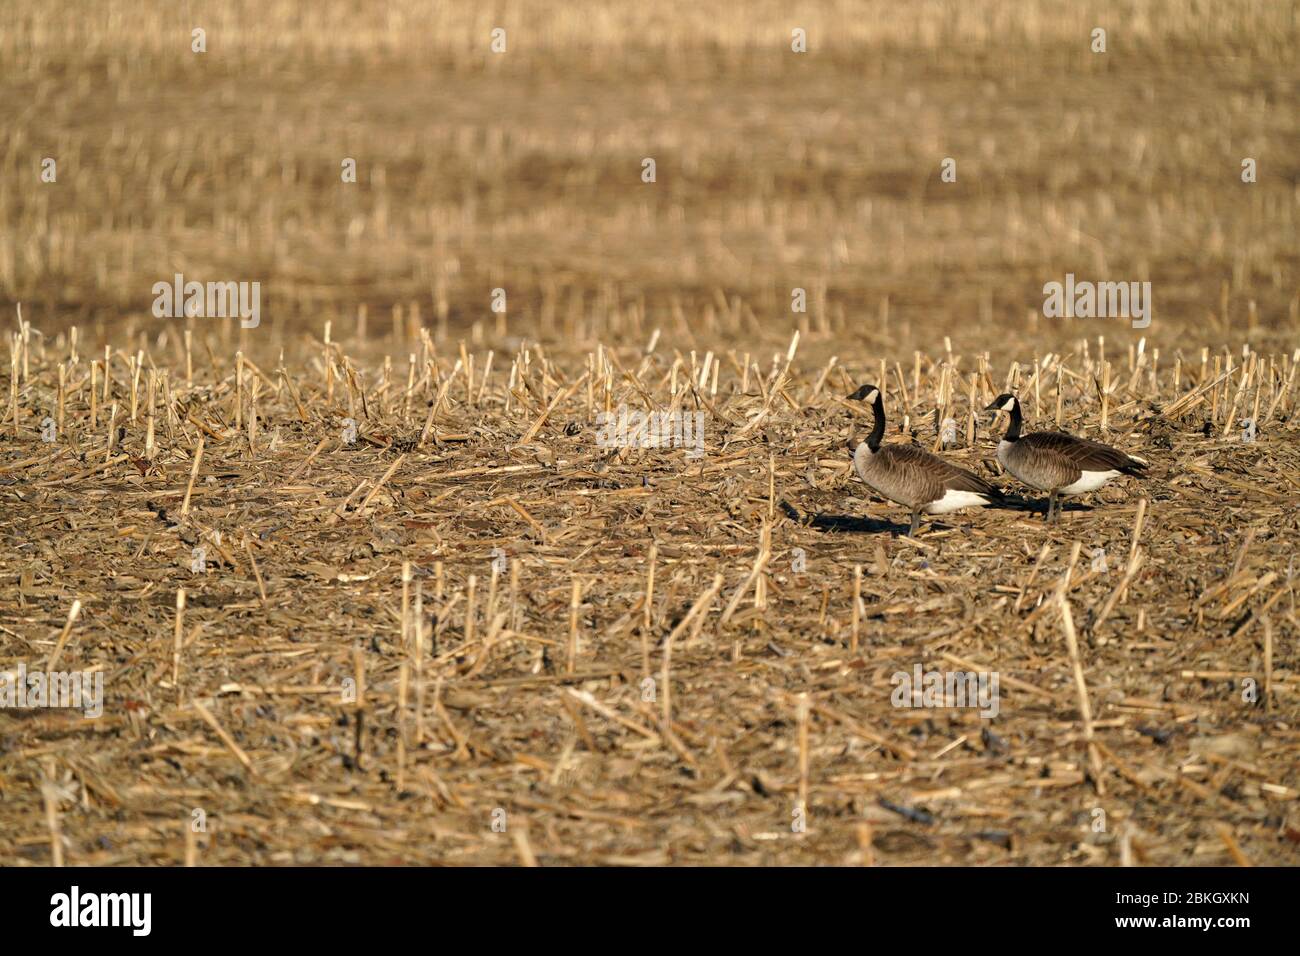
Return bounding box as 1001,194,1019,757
1058,469,1121,495
922,488,996,514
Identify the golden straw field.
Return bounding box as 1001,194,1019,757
0,1,1297,865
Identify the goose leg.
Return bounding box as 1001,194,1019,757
1048,492,1060,524
908,510,920,537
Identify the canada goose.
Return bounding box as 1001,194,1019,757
847,384,1001,536
984,393,1148,522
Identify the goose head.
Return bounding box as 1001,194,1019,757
846,383,881,405
983,393,1018,417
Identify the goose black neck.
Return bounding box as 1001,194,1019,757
867,393,886,451
1004,399,1023,441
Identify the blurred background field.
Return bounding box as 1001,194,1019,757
1,0,1296,359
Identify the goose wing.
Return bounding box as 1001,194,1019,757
1023,431,1146,474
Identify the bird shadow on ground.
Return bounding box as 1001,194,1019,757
781,496,1097,535
993,495,1098,519
779,500,907,536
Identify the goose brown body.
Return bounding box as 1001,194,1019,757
853,442,999,513
998,430,1146,492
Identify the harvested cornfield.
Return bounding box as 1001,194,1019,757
1,324,1297,865
1,0,1298,867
